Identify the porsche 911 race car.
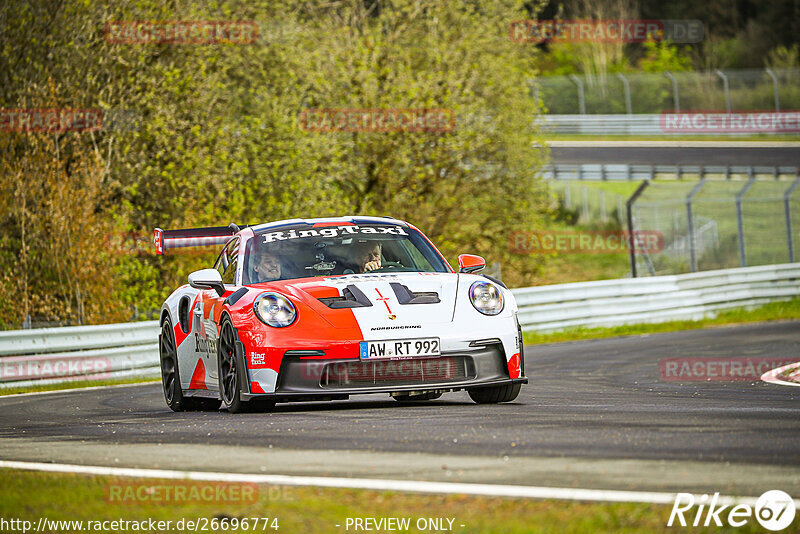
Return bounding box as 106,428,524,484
155,216,527,412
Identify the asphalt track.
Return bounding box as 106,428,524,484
1,321,799,496
550,145,800,166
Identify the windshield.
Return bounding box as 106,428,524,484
242,224,450,284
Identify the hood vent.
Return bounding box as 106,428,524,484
318,285,373,308
390,282,440,304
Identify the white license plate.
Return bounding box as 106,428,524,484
359,338,441,360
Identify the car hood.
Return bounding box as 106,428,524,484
256,272,460,330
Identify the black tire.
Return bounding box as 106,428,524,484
218,316,251,413
393,391,442,402
160,318,220,412
467,383,521,404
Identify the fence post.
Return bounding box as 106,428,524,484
765,68,780,112
601,190,607,222
616,73,632,115
715,70,732,114
582,186,589,221
569,74,586,115
664,71,680,112
686,179,707,272
784,173,800,263
626,181,650,278
565,180,572,208
735,175,756,267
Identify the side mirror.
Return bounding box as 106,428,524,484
188,269,225,297
458,254,486,274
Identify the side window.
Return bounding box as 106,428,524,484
221,238,239,285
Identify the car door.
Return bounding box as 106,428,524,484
196,237,240,385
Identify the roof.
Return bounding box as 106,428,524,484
250,216,408,234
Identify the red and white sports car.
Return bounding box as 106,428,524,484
155,216,526,413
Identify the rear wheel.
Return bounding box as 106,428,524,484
467,383,521,404
392,391,442,402
160,318,220,412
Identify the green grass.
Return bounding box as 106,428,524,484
0,376,159,396
542,179,800,282
524,298,800,345
0,469,787,534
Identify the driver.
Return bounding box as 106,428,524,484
252,251,282,282
356,241,382,273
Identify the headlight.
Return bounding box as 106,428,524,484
254,292,297,327
469,281,504,316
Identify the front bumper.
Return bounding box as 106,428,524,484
240,343,527,402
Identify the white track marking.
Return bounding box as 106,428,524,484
0,380,157,399
761,362,800,387
0,460,776,506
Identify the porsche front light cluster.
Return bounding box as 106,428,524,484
254,292,297,327
469,281,504,315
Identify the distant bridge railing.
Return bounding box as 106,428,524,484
543,164,800,182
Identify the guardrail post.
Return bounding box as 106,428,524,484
735,176,756,267
569,74,586,115
715,70,732,114
664,71,680,112
765,68,780,112
626,181,650,278
616,73,632,115
686,179,707,272
784,173,800,263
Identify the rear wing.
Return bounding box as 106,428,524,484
153,224,244,255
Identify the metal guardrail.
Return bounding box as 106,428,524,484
0,321,160,388
543,164,800,181
513,263,800,331
539,114,800,136
1,263,798,387
536,69,800,115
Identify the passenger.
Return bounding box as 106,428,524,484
356,241,382,273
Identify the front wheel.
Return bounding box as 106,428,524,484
218,317,250,413
467,383,521,404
